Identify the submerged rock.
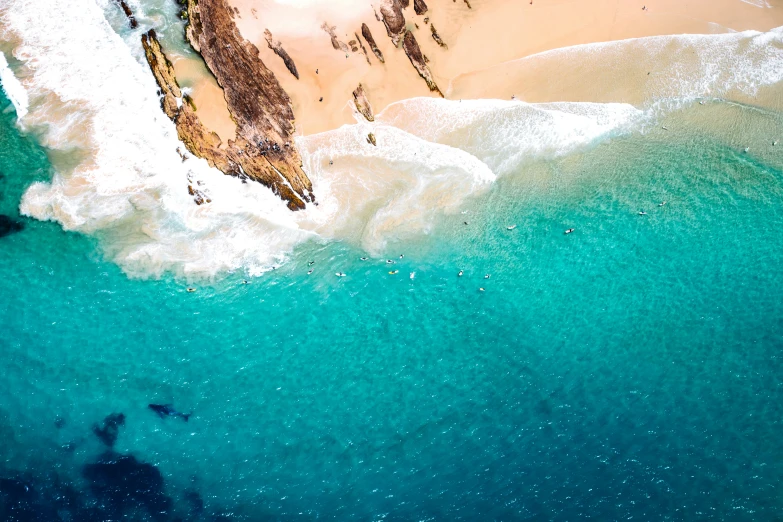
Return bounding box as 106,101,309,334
113,0,138,29
352,84,374,122
264,29,299,79
0,215,24,238
92,413,126,447
361,23,385,63
83,452,172,521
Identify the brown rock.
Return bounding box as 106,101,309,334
188,184,211,205
402,30,443,96
141,30,181,119
355,32,372,65
361,23,385,63
144,1,315,211
322,22,350,53
379,0,406,47
264,29,299,79
367,133,377,146
113,0,138,29
464,0,472,7
399,0,410,8
414,0,428,15
430,23,447,48
352,84,374,121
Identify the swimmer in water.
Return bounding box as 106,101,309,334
399,254,404,259
389,270,399,275
564,228,575,235
479,287,485,292
360,257,368,261
308,261,315,266
484,274,491,279
336,272,346,277
659,201,667,207
242,280,249,284
507,225,517,230
638,210,647,215
187,288,196,293
386,259,395,264
307,269,313,275
458,270,464,277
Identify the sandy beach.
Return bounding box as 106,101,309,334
178,0,783,140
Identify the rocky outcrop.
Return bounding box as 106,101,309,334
352,84,374,121
171,0,314,210
414,0,428,15
264,29,299,79
142,26,313,210
361,23,385,63
379,0,406,46
431,23,447,48
355,32,372,64
402,30,443,95
114,0,138,29
377,0,443,94
322,22,350,53
398,0,410,8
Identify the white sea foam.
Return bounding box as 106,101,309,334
495,27,783,106
376,99,643,175
740,0,771,8
0,50,28,119
1,0,781,278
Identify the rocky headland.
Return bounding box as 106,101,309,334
122,0,462,209
121,0,315,210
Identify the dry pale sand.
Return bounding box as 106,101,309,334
184,0,783,138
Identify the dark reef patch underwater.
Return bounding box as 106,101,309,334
2,85,783,521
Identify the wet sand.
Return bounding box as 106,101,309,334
184,0,783,136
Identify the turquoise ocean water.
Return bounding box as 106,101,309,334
2,79,783,520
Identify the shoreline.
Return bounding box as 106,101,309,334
178,0,783,136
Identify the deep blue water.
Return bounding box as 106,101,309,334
1,87,783,521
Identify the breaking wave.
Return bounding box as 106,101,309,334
0,50,28,119
1,0,781,278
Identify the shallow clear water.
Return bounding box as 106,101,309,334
2,79,783,520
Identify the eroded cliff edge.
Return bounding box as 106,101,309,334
143,0,314,210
